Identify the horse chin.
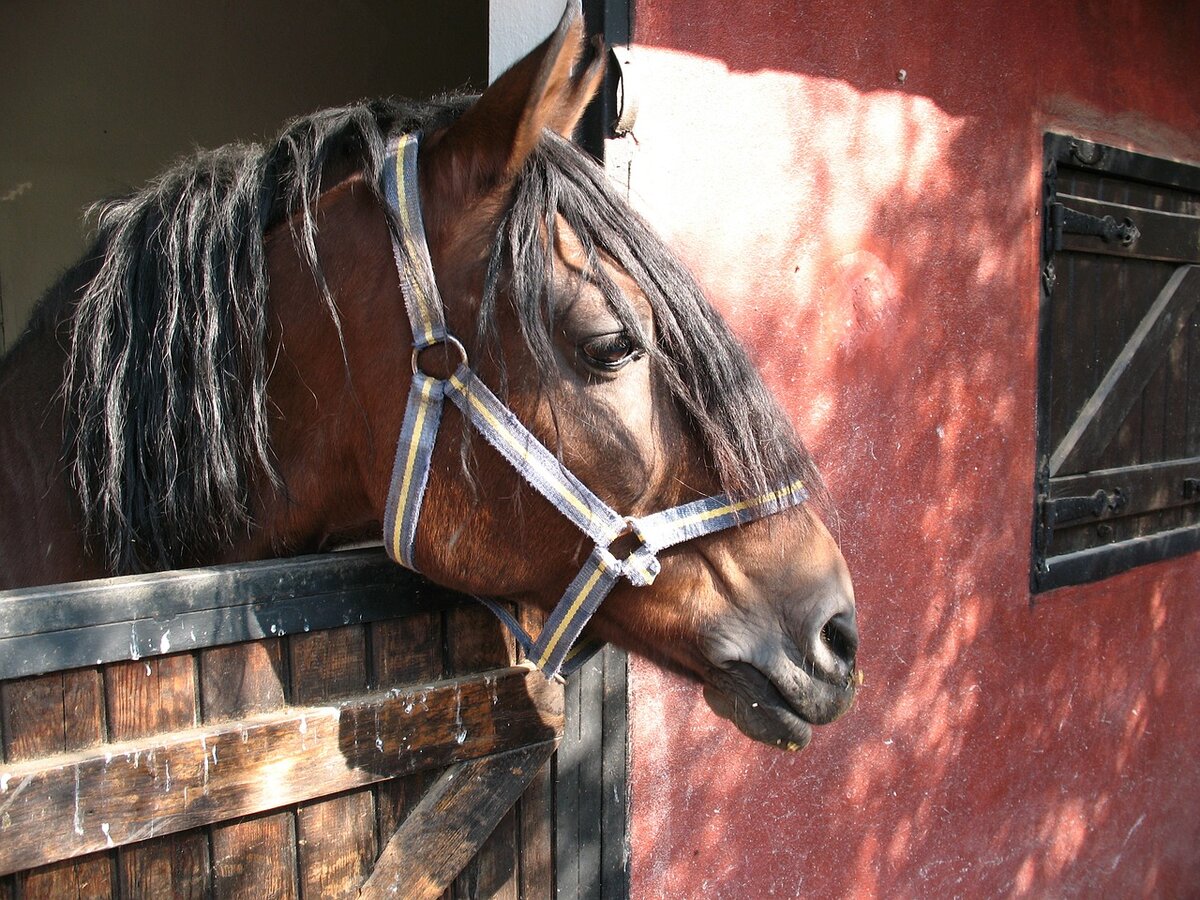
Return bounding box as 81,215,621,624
702,661,851,751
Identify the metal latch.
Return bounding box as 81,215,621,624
1049,202,1140,252
1043,489,1126,528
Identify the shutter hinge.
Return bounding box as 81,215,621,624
1042,488,1127,528
1049,202,1140,252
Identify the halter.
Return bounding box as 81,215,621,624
381,133,807,679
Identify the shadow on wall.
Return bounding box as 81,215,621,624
619,22,1200,898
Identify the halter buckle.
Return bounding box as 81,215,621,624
610,516,659,586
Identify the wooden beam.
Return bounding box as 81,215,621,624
0,549,460,681
1039,522,1200,591
358,742,556,900
1050,264,1200,476
0,666,561,876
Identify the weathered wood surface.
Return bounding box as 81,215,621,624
1050,265,1200,476
0,665,562,877
0,549,451,681
359,742,556,900
202,638,297,898
0,549,624,895
0,668,113,898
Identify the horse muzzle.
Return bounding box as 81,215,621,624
701,598,859,750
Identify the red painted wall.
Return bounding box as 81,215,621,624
620,1,1200,895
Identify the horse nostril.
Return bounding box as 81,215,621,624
819,611,858,675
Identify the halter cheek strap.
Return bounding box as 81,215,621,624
381,133,807,679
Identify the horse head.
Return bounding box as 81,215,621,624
349,6,858,750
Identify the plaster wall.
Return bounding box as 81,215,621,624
620,1,1200,895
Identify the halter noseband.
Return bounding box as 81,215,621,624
381,133,807,679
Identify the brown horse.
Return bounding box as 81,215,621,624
0,6,856,749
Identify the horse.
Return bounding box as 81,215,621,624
0,4,857,750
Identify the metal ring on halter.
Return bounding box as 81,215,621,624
411,334,468,376
610,515,650,555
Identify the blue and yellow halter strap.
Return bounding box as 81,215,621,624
380,132,807,679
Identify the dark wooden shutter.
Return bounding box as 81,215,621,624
1033,134,1200,591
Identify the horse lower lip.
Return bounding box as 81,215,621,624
704,662,818,749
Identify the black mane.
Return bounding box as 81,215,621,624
25,96,820,575
55,98,466,573
482,133,823,509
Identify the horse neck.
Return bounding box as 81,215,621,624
0,303,101,589
235,177,410,562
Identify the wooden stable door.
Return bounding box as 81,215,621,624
0,551,628,898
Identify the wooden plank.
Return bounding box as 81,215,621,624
297,789,376,899
290,625,369,704
446,603,519,898
200,639,289,720
1058,194,1200,264
0,549,457,681
105,652,210,896
449,805,520,900
211,811,298,899
13,855,113,900
370,614,444,690
517,606,553,900
1187,303,1200,456
445,603,516,674
372,614,443,863
2,669,106,760
104,654,197,741
358,742,557,900
599,645,630,900
0,666,562,876
202,639,297,899
1050,265,1200,475
517,756,554,900
1162,275,1192,460
0,549,424,638
555,661,583,899
1048,457,1200,526
578,651,605,900
1050,134,1200,195
116,832,209,898
1,669,113,898
1040,522,1200,590
292,626,375,899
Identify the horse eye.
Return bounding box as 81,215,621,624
580,332,641,371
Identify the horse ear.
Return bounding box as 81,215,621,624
424,1,604,199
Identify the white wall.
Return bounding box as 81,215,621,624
488,0,567,83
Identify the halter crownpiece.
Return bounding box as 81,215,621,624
381,132,808,679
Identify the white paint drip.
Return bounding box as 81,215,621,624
454,685,467,745
73,766,84,835
101,822,114,848
160,631,171,654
